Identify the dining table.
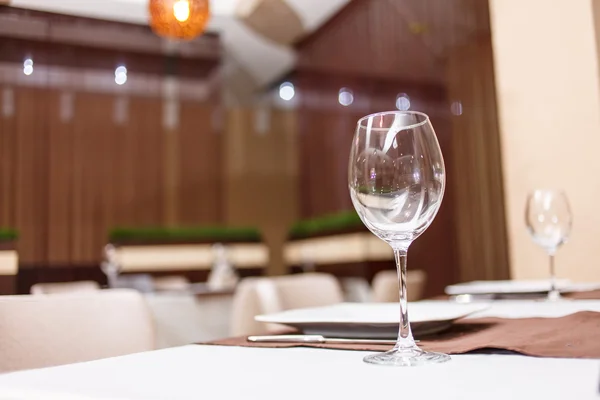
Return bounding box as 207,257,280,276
0,299,599,400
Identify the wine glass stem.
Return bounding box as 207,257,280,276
107,271,118,289
548,253,560,300
394,248,417,349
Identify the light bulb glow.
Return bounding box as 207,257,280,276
338,88,354,106
173,0,191,22
396,93,411,111
115,66,127,85
279,82,295,101
451,101,463,116
23,59,33,76
115,74,127,85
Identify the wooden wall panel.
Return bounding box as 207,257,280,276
178,103,222,224
14,87,49,264
286,0,505,294
0,87,16,228
0,12,223,286
446,36,508,282
117,99,138,228
294,79,458,295
0,86,223,271
297,0,436,83
46,90,73,264
296,0,488,84
298,108,363,217
224,108,299,275
295,76,449,219
127,97,164,226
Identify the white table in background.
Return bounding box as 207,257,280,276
145,290,232,348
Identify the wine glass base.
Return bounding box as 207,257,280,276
543,293,571,302
363,347,451,367
545,289,571,302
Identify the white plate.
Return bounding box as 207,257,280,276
444,280,600,296
256,302,489,339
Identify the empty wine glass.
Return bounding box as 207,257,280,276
525,190,572,301
348,111,449,366
100,244,121,288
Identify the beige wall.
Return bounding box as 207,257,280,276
490,0,600,280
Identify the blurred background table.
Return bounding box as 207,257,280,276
145,284,235,348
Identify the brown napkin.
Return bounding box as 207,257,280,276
567,289,600,300
207,311,600,359
431,289,600,301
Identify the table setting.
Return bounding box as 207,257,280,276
0,110,599,399
211,299,600,359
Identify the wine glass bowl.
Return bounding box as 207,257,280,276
348,111,449,366
350,114,445,245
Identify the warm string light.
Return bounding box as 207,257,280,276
149,0,210,40
173,0,190,22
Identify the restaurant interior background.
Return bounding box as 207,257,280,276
0,0,600,340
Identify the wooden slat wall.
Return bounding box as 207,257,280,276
0,86,222,268
179,103,222,224
296,77,449,218
290,0,501,293
294,78,458,295
224,108,299,275
14,88,49,264
297,0,439,83
297,0,488,84
126,97,164,227
0,88,16,229
47,90,73,264
447,37,510,281
298,107,364,217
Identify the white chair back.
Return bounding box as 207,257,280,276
372,269,427,302
0,290,155,373
30,280,101,295
230,273,344,337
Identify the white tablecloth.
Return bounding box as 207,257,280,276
1,300,600,400
0,346,598,400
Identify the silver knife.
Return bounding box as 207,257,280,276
247,335,398,345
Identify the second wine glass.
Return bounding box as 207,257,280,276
348,110,449,366
525,190,572,301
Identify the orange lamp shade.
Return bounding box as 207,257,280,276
149,0,210,40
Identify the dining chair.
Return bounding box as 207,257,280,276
371,269,427,302
30,280,101,295
0,289,155,373
230,273,344,337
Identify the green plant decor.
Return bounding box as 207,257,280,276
109,226,262,243
0,229,18,242
289,210,365,239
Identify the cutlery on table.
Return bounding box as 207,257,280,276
247,335,414,345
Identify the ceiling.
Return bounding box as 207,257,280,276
8,0,350,86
